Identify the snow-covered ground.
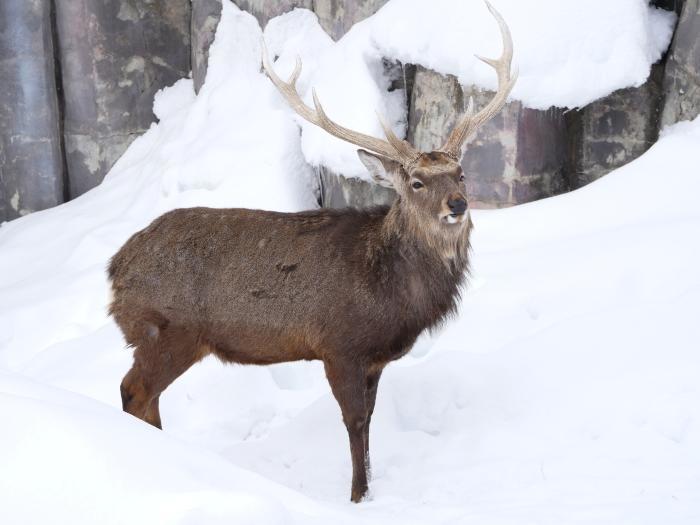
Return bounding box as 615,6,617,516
1,2,698,524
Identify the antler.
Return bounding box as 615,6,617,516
261,42,420,167
440,1,518,158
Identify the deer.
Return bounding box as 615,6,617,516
109,1,516,503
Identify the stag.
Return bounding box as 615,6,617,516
110,1,516,502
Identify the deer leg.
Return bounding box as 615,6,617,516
120,327,209,428
144,396,162,429
120,364,151,420
324,360,369,503
364,368,383,479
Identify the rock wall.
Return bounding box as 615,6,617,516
566,63,665,189
0,0,64,220
661,0,700,126
408,67,569,207
54,0,190,198
313,0,388,40
2,0,700,221
192,0,224,93
0,0,190,222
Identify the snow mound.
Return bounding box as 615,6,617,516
371,0,676,110
0,372,327,525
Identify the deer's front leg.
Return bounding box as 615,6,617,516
364,367,383,479
324,360,369,503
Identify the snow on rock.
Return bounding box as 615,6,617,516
371,0,676,110
264,8,407,178
260,0,676,178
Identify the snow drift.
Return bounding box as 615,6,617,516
1,2,698,524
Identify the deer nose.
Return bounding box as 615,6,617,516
447,197,468,215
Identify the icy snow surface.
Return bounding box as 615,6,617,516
1,2,698,524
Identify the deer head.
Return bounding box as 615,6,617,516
262,0,517,228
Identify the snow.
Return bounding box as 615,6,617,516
264,9,408,178
262,0,676,178
371,0,676,110
1,2,699,524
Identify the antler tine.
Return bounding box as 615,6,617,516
261,41,318,125
376,112,420,166
289,56,302,87
261,40,419,166
441,0,518,158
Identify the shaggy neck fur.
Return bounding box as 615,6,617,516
381,198,472,274
367,199,473,334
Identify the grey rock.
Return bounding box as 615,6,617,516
234,0,313,28
318,166,395,209
54,0,191,198
192,0,224,93
313,0,389,40
63,132,140,197
407,65,463,151
567,62,664,188
0,0,64,221
653,0,685,16
661,0,700,126
408,66,568,207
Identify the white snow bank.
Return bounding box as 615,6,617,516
2,114,700,525
0,371,334,524
262,0,676,178
371,0,676,110
1,2,698,523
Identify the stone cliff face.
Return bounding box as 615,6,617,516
661,0,700,126
54,0,191,199
1,0,698,221
0,0,64,219
1,0,190,221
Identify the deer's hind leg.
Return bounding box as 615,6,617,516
120,321,209,429
144,396,162,429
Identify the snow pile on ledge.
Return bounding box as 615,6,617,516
371,0,675,110
262,0,675,177
264,9,407,177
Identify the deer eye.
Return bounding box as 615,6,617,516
411,180,424,190
459,175,465,182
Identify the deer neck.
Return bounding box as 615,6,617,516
380,199,472,275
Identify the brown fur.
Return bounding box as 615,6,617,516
109,150,472,502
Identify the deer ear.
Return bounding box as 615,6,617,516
357,149,400,189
